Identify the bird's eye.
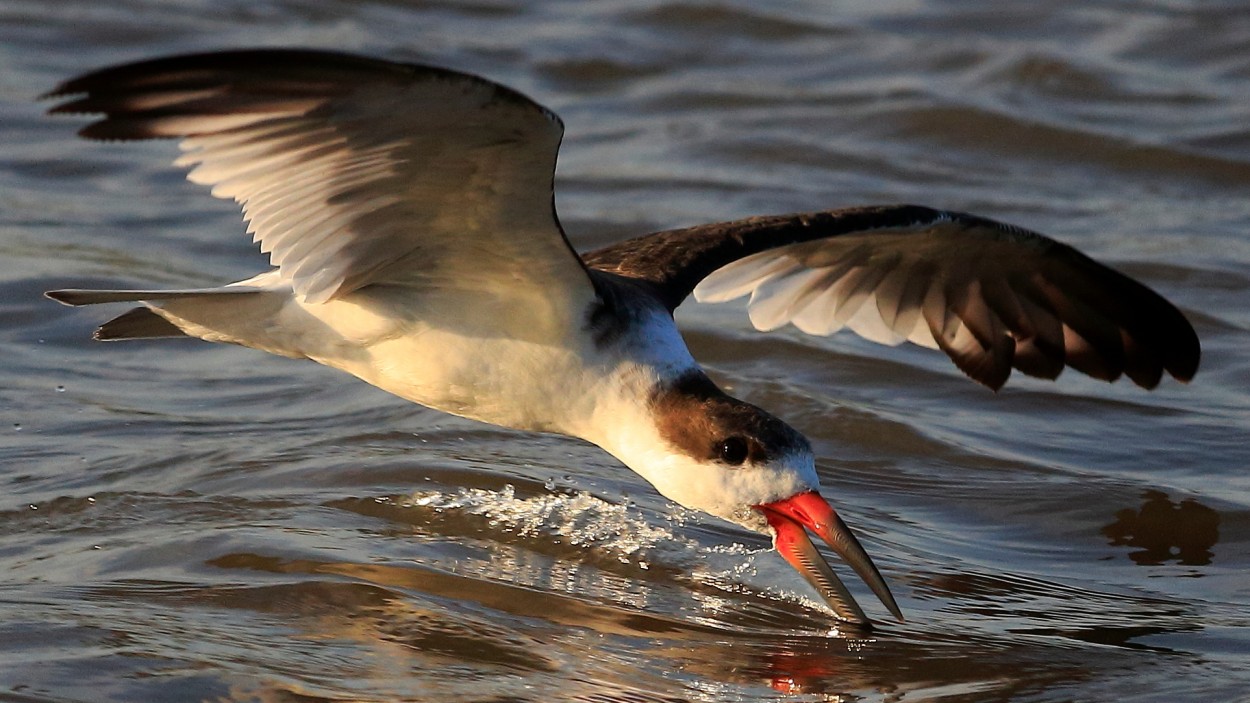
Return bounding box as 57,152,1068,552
717,436,749,466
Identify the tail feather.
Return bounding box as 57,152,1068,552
47,284,304,358
46,287,261,306
94,307,187,340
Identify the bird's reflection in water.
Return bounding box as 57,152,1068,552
195,548,1137,702
199,551,892,700
1102,490,1220,566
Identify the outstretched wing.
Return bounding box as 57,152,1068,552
46,49,594,311
583,205,1199,390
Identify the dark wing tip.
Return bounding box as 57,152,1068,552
42,48,562,144
944,343,1012,392
45,289,81,306
75,119,172,142
41,49,394,140
1163,318,1201,383
968,222,1201,392
1095,263,1201,389
45,48,407,93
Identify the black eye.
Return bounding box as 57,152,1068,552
717,436,749,466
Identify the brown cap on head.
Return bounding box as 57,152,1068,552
648,371,810,466
650,372,902,625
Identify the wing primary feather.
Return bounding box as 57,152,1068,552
747,266,812,331
693,253,797,303
1061,324,1121,382
879,263,934,346
1120,329,1165,389
1012,292,1066,380
177,119,335,160
239,158,391,226
51,87,229,114
186,131,346,186
1026,273,1126,381
79,112,284,140
772,256,866,332
922,283,1014,390
946,279,1004,350
832,261,894,327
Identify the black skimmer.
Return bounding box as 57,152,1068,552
43,49,1200,627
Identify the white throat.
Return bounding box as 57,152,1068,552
570,310,820,530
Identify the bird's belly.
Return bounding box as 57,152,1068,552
269,287,694,441
255,284,603,433
334,325,600,433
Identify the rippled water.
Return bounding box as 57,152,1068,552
2,1,1249,701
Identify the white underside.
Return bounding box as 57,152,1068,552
151,270,695,439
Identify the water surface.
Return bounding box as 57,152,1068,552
2,1,1248,701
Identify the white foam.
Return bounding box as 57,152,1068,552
403,486,844,620
406,485,696,566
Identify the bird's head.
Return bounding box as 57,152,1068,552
597,370,903,626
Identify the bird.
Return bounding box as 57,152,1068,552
43,49,1200,628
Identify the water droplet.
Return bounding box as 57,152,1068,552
28,504,37,510
55,385,66,393
12,424,20,431
544,477,557,491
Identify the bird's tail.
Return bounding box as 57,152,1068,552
94,306,186,340
46,287,260,306
45,286,288,348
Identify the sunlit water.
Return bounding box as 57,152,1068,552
2,1,1249,701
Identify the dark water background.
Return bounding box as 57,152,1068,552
2,1,1248,701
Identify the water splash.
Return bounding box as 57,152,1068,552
406,485,699,569
401,485,839,620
